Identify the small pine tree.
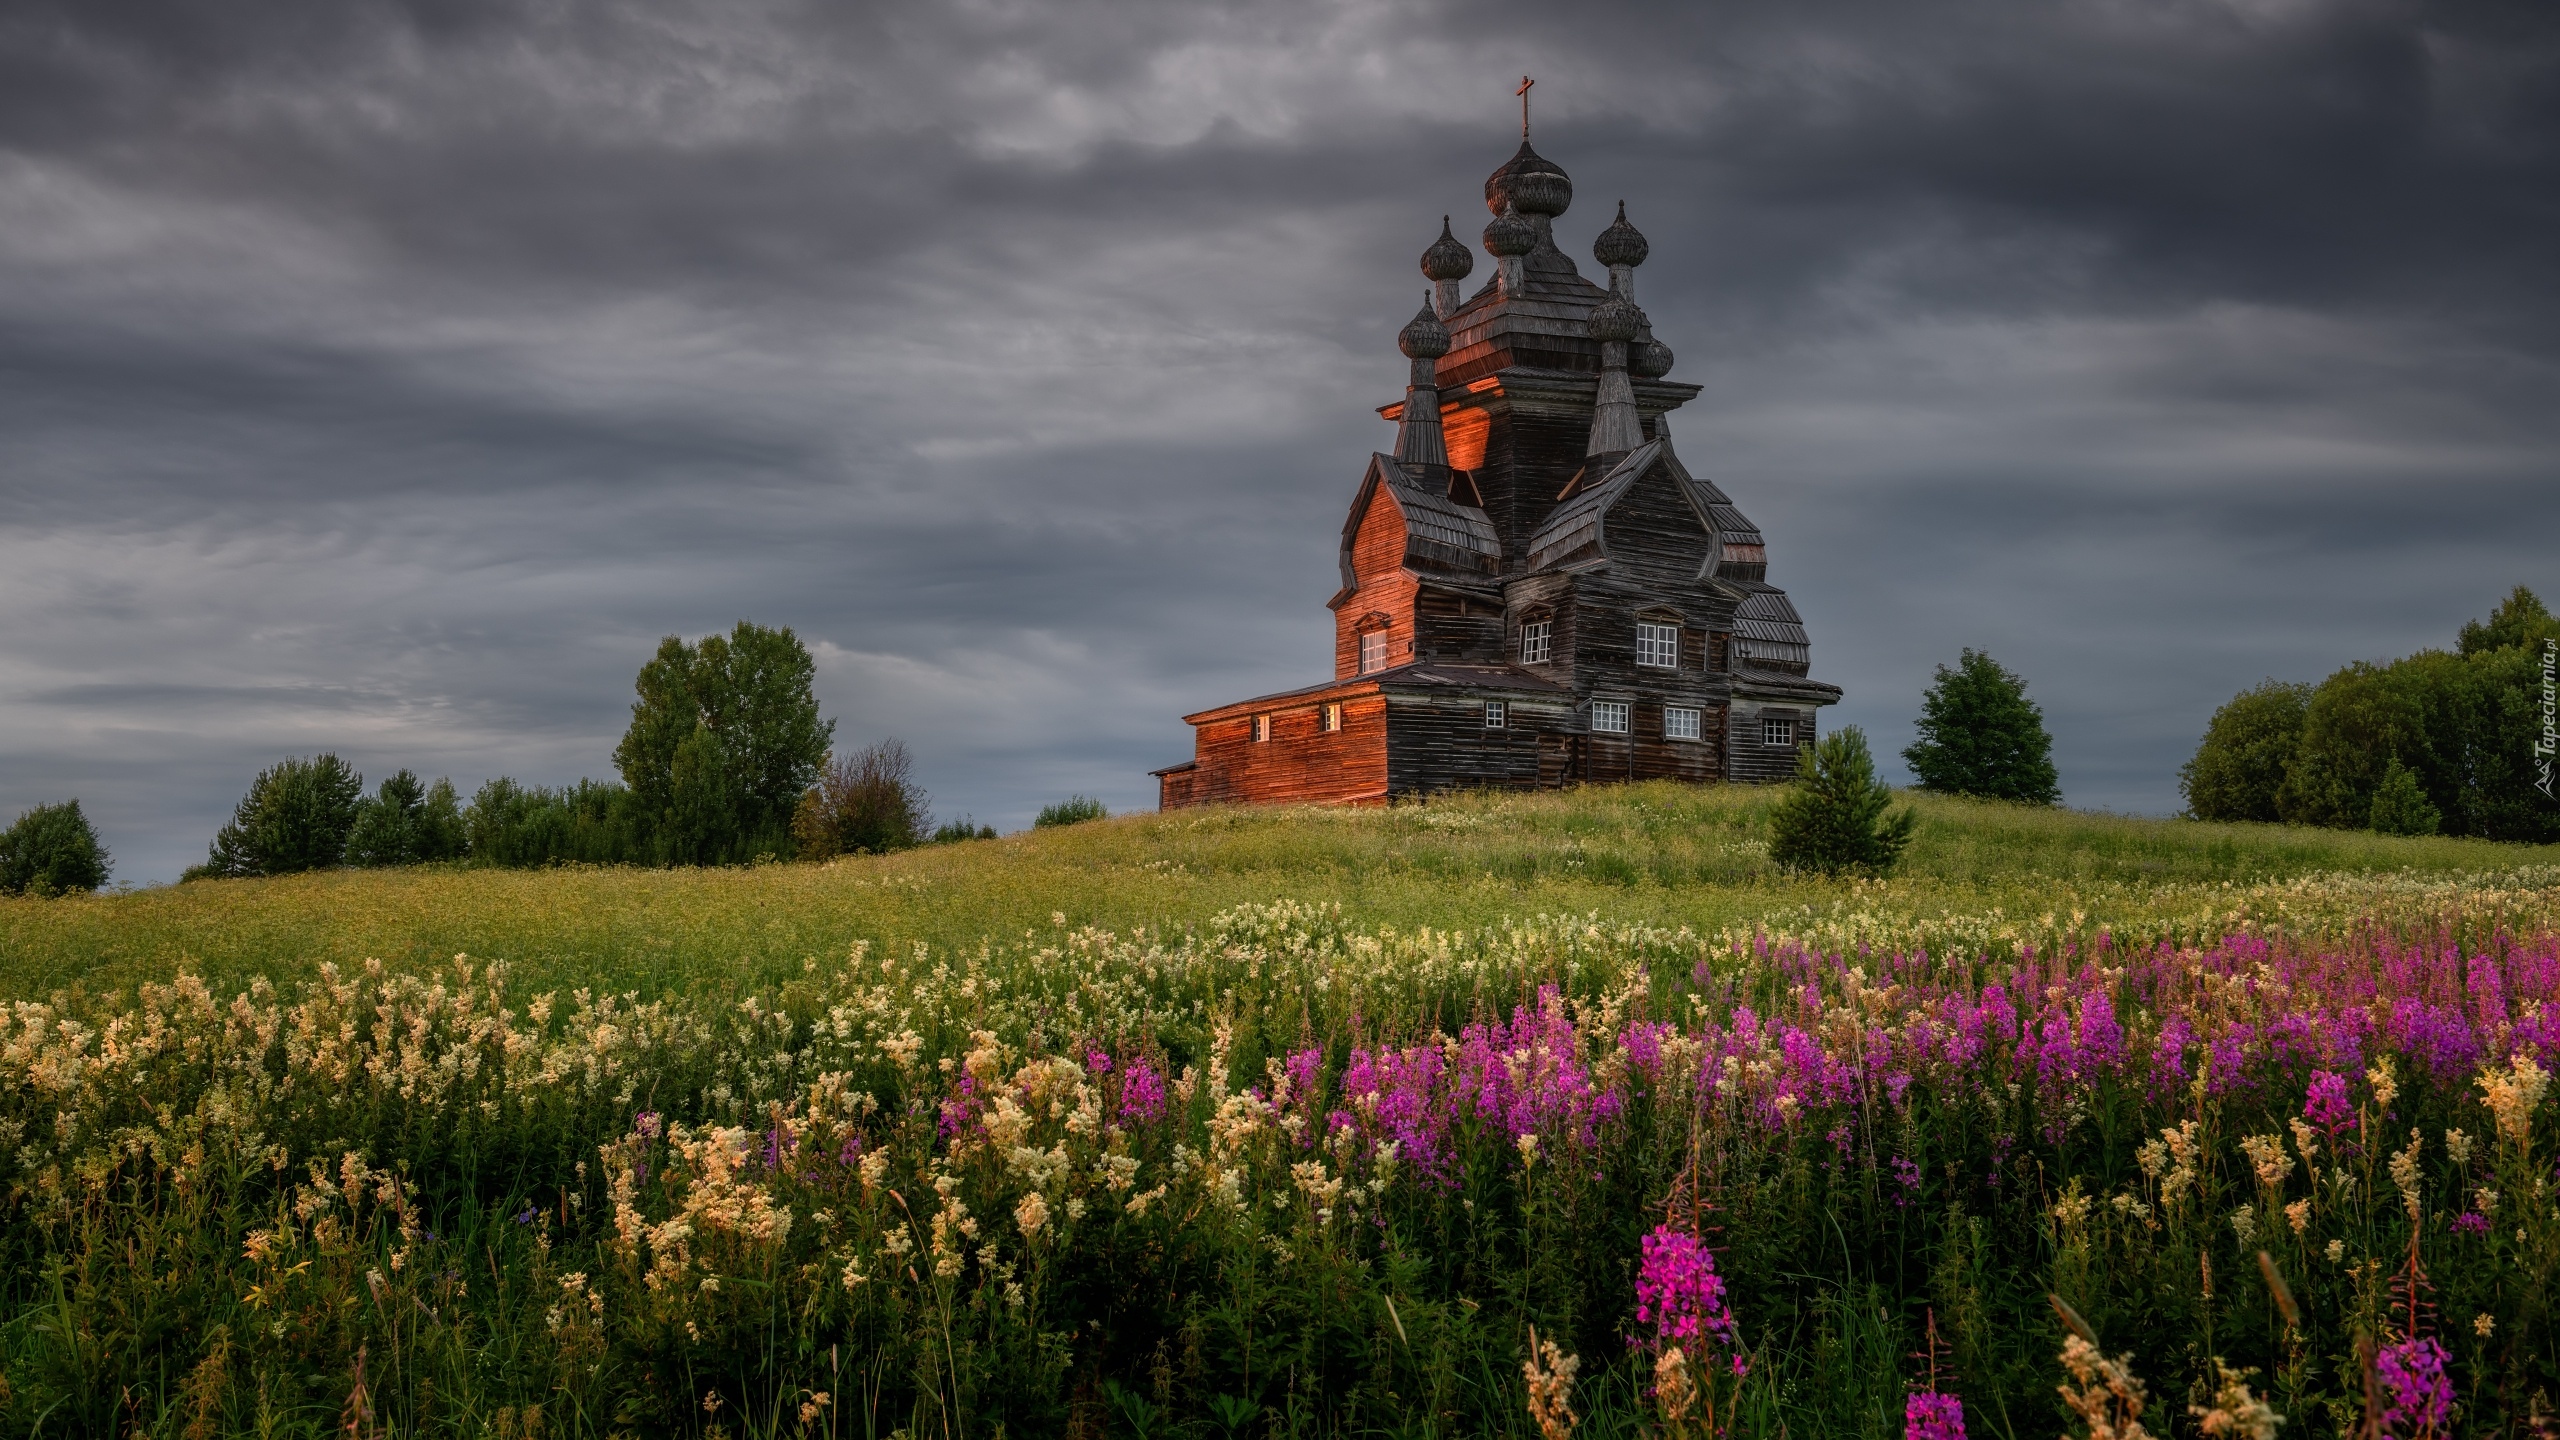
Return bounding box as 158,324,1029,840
2368,756,2442,836
1903,650,2061,806
1767,726,1917,876
192,755,363,879
0,799,111,896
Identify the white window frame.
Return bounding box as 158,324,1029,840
1359,630,1390,675
1519,619,1552,666
1252,714,1272,743
1635,621,1679,669
1320,702,1342,733
1483,700,1507,729
1591,700,1630,734
1762,714,1795,747
1664,706,1701,741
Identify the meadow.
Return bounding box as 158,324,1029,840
1,783,2556,1438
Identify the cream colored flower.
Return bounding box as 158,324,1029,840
1015,1191,1050,1238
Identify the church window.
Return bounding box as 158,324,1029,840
1665,706,1701,741
1321,703,1343,733
1519,619,1552,665
1253,714,1272,743
1762,715,1795,747
1636,622,1679,669
1591,700,1630,734
1484,701,1506,729
1360,630,1390,674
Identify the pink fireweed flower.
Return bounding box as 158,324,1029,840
1905,1391,1966,1440
2374,1336,2452,1436
2304,1071,2357,1135
1117,1056,1166,1125
1633,1225,1744,1372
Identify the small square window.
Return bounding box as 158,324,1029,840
1252,714,1272,743
1636,621,1679,668
1665,706,1701,741
1483,700,1506,729
1321,702,1343,733
1360,630,1390,674
1762,715,1795,747
1519,619,1552,666
1591,700,1630,734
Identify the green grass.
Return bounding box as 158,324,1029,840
6,782,2552,1002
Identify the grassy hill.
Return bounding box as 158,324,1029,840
6,781,2554,1001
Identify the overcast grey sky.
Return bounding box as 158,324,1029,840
3,0,2555,884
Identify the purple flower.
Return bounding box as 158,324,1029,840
1085,1048,1111,1075
1890,1156,1922,1207
1905,1391,1967,1440
1118,1056,1167,1125
2375,1336,2452,1436
1633,1225,1744,1368
2304,1071,2357,1134
2451,1210,2489,1236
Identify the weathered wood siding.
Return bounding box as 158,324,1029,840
1384,692,1579,795
1179,694,1391,807
1725,704,1814,783
1333,497,1419,678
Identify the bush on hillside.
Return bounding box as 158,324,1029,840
932,817,1000,843
2179,679,2310,822
2368,756,2442,836
347,770,467,867
462,778,643,867
189,754,363,879
1035,795,1108,828
1902,649,2060,805
0,799,110,896
2186,585,2560,842
792,740,930,859
614,621,834,865
1768,726,1916,876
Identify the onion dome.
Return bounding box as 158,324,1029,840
1398,298,1451,360
1593,201,1648,269
1587,293,1644,344
1420,216,1474,282
1484,140,1572,218
1630,338,1675,379
1483,200,1535,258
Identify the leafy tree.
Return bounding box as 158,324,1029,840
190,754,363,879
2368,757,2442,836
1767,726,1916,876
1035,796,1109,829
2457,585,2560,657
347,771,467,867
792,740,930,859
614,622,834,865
2179,680,2312,822
0,799,110,896
462,778,641,867
2277,658,2437,830
1902,650,2061,805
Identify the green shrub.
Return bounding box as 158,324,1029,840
1767,726,1916,875
346,770,466,867
2179,679,2310,822
189,754,362,879
1902,649,2060,805
461,777,642,867
792,740,931,858
2368,756,2442,835
932,817,999,843
0,799,109,895
1034,795,1108,828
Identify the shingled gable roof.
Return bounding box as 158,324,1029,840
1180,660,1569,727
1334,453,1501,600
1524,439,1691,571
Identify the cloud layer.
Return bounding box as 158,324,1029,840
3,0,2555,881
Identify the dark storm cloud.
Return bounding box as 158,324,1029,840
2,0,2556,881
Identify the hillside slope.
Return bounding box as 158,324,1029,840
6,781,2553,1000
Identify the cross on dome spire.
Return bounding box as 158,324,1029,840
1516,75,1533,138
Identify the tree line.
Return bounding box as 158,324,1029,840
2180,585,2560,841
181,622,1008,882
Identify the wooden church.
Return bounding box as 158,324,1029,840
1154,127,1839,810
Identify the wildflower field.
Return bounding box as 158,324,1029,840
3,784,2558,1438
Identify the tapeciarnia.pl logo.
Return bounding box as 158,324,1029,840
2538,637,2556,801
